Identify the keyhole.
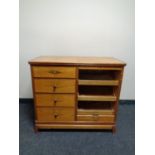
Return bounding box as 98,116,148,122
54,100,57,105
54,114,58,119
53,85,56,91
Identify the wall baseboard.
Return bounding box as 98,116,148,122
19,98,135,104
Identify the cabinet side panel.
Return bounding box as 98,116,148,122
75,67,78,121
30,65,38,121
114,67,124,122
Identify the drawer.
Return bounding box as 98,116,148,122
32,66,76,78
34,79,76,93
77,115,114,123
77,109,114,115
35,94,75,107
36,107,75,122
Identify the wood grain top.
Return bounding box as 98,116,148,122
29,56,126,66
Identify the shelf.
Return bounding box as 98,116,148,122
78,109,114,115
78,95,117,101
78,101,114,110
79,69,120,80
78,85,114,95
78,80,119,86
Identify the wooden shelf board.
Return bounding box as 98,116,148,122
78,80,119,86
78,95,117,101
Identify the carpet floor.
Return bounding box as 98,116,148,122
19,101,135,155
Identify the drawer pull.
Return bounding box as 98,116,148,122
54,114,59,119
54,114,58,118
53,100,58,105
54,100,57,105
48,70,61,74
52,85,57,92
53,100,61,105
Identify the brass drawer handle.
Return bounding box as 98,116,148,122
48,70,61,74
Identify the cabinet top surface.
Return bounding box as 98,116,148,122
29,56,126,66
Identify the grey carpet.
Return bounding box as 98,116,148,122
19,101,135,155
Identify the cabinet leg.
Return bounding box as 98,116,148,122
34,126,38,133
112,126,116,134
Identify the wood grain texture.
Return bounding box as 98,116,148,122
78,95,117,101
78,67,123,70
32,66,76,78
36,124,114,129
36,107,75,122
28,56,126,132
77,115,114,123
29,56,126,66
78,80,119,86
34,79,76,93
35,94,75,107
30,66,38,120
77,109,114,115
113,68,124,122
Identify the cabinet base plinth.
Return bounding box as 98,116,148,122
36,123,114,131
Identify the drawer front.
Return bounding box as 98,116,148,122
32,66,76,78
77,109,114,115
34,79,76,93
37,107,74,122
77,115,114,123
35,94,75,107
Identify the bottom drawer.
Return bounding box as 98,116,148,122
77,115,114,123
37,107,74,122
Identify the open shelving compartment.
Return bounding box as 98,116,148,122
77,85,116,114
77,68,121,115
78,69,121,82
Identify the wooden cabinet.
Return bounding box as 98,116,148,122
29,56,126,132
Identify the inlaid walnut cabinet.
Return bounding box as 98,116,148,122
29,56,126,132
